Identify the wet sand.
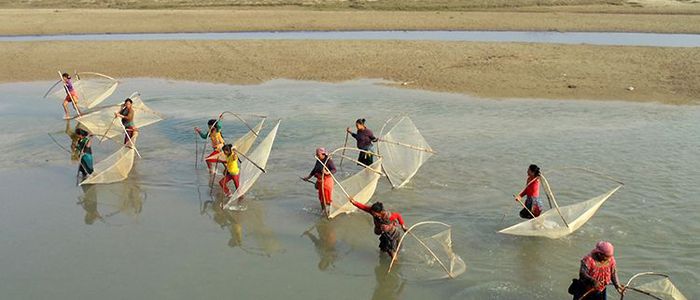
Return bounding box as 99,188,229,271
2,40,698,104
1,8,700,36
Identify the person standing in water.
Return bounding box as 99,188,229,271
115,98,138,148
571,241,625,299
515,164,543,219
346,118,378,166
218,144,241,198
348,197,407,258
302,148,336,217
75,128,93,178
196,119,225,174
61,73,81,119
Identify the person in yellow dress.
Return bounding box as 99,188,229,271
218,144,241,198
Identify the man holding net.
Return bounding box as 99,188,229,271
349,197,408,258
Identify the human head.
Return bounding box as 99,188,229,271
75,128,88,137
316,147,326,159
355,118,366,130
592,241,614,261
222,144,234,155
370,202,384,213
528,164,541,177
207,119,219,131
62,73,70,80
124,98,133,108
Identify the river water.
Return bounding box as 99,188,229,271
0,79,697,299
1,30,699,47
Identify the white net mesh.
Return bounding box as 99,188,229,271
377,116,433,188
499,185,622,239
232,119,265,156
80,146,135,185
626,274,688,300
328,158,383,219
51,72,118,109
75,93,162,140
391,221,466,280
225,121,280,207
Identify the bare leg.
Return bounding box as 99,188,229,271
62,101,70,118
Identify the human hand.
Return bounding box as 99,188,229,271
402,225,408,232
616,285,626,295
194,127,201,133
514,195,522,202
346,127,351,133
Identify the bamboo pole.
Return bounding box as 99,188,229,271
58,71,81,116
540,174,570,228
339,131,349,169
378,138,436,154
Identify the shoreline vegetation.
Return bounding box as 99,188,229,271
1,0,698,104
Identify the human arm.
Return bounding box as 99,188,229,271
368,129,378,143
611,265,625,294
325,159,337,175
194,127,208,139
348,197,372,213
391,212,408,231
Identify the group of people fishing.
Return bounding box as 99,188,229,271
62,73,139,180
61,75,628,298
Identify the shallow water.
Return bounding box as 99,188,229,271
1,30,699,47
0,79,698,299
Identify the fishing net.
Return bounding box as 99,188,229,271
75,92,162,141
49,72,118,109
232,118,265,156
624,273,687,300
80,146,135,185
327,157,383,219
499,186,622,239
389,221,466,280
225,121,280,209
377,116,433,188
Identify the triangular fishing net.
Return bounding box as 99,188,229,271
225,121,280,208
232,118,265,156
75,92,162,141
49,72,118,109
499,186,622,239
80,146,135,185
327,157,383,219
624,273,687,300
389,221,466,280
377,116,433,188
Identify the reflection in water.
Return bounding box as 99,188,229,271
372,256,406,300
77,181,145,225
203,193,282,257
303,217,338,271
48,120,82,161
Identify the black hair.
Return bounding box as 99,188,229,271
222,144,233,152
75,128,88,137
370,202,384,213
529,164,541,177
124,98,133,104
62,73,70,78
355,118,366,125
207,119,217,126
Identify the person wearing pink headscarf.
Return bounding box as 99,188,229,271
572,241,625,300
302,148,336,217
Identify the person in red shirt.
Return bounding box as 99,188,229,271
571,241,625,300
514,164,542,219
348,197,408,258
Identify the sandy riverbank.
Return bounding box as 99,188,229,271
3,40,697,104
1,8,700,36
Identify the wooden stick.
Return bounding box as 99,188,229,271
540,174,570,228
334,153,382,175
339,131,349,169
99,116,118,143
194,132,199,169
378,138,436,154
315,156,351,201
513,194,537,219
577,288,595,300
623,287,662,300
58,71,81,116
120,123,141,158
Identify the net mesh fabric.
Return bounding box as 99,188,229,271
499,185,622,239
377,116,432,188
232,119,265,156
393,222,466,280
628,276,688,300
52,73,118,109
80,146,135,185
327,158,383,219
76,93,162,140
225,121,280,207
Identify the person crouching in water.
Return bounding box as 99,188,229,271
571,241,625,299
346,118,378,166
301,148,336,217
196,119,225,174
218,144,240,198
514,164,543,219
75,128,93,178
115,98,138,148
349,197,407,258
